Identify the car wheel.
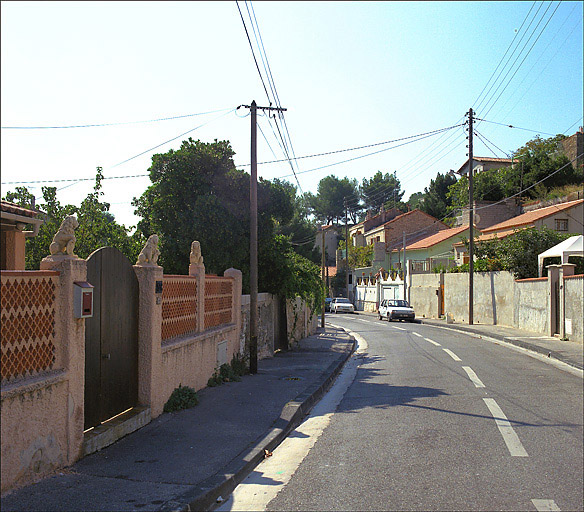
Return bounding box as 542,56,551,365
387,314,392,322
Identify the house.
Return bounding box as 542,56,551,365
314,224,342,266
348,206,402,247
456,156,516,176
392,224,471,272
1,201,43,270
453,198,584,263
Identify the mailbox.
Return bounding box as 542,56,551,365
74,281,94,318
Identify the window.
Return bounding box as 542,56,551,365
376,236,381,242
555,219,568,231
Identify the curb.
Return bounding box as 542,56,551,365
420,320,584,371
160,335,356,512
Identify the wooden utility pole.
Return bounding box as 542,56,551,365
321,225,326,328
402,231,406,300
241,101,287,374
468,107,474,325
345,198,349,299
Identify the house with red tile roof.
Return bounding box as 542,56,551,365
453,199,584,262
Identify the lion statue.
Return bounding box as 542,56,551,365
189,240,204,266
136,234,160,266
49,215,79,256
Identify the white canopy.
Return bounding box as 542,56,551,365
538,235,584,276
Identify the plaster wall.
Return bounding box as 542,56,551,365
241,293,277,359
513,278,549,334
564,275,584,343
1,259,87,493
160,325,240,402
410,273,441,319
443,271,515,326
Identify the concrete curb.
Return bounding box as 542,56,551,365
420,320,584,371
160,337,356,512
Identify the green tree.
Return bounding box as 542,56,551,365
447,168,507,212
407,191,425,210
306,175,361,224
361,171,404,212
339,239,374,268
472,226,577,279
418,172,458,220
2,169,140,269
132,138,319,302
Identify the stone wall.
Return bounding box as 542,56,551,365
513,278,549,334
241,293,278,359
409,273,441,319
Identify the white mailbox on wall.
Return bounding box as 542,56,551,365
73,281,94,318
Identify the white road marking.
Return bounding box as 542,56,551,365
356,318,374,324
424,337,441,346
483,398,528,457
462,366,485,388
393,326,406,331
412,332,423,338
531,499,561,511
443,348,462,361
217,330,368,511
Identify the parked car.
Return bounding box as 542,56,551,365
325,298,333,312
378,299,415,322
331,297,355,314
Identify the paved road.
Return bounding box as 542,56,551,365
218,313,583,512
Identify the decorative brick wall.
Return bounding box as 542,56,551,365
161,275,197,342
1,271,60,383
204,276,233,330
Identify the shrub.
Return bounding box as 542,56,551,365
163,384,199,412
207,353,249,387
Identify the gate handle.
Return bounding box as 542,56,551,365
102,353,111,360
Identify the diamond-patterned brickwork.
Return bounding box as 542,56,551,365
161,276,197,341
204,277,233,330
1,274,58,383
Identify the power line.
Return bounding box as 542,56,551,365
474,130,510,158
480,1,560,120
235,0,271,101
0,107,234,130
473,118,557,136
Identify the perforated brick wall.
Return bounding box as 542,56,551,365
161,275,197,341
204,277,233,330
1,272,59,383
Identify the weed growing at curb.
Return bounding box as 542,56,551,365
163,384,199,412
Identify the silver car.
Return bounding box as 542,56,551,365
331,297,355,314
378,299,415,321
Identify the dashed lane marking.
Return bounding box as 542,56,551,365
531,499,561,511
462,366,485,388
483,398,528,457
424,337,441,346
443,348,462,361
412,332,423,338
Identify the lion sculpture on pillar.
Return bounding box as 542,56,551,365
49,215,79,256
136,234,160,266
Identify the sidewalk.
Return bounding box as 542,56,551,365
358,310,583,371
1,326,355,512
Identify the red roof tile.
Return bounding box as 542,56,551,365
481,199,583,233
1,200,38,218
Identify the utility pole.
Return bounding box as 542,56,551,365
468,107,474,325
241,101,287,374
344,197,349,299
321,225,326,328
402,231,406,300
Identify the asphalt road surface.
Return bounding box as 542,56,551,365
218,313,583,512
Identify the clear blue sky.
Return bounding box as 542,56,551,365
1,1,582,228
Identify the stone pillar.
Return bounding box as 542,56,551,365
559,263,576,340
189,263,206,333
40,256,87,464
547,264,560,337
133,264,164,418
224,268,243,355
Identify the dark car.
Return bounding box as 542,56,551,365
325,298,333,312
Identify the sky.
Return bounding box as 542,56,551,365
1,1,582,229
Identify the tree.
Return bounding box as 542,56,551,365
418,172,457,220
338,239,374,268
407,191,425,210
133,138,320,299
447,168,507,212
361,171,404,212
306,175,361,224
472,226,578,279
3,168,140,269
